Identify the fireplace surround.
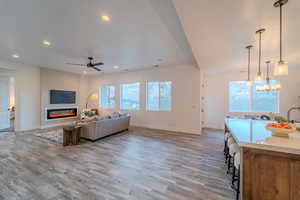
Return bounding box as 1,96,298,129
46,107,78,120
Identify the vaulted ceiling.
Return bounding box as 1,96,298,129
1,0,299,75
0,0,196,74
173,0,300,74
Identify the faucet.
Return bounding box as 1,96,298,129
287,107,300,123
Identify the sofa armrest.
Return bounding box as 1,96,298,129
81,121,97,140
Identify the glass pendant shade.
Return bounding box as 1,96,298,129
256,85,263,91
255,72,263,82
263,83,271,91
274,60,288,76
246,81,252,87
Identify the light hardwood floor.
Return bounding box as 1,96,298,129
0,127,234,200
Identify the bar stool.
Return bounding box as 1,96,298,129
227,142,239,174
226,136,235,162
232,151,241,200
224,124,230,155
224,132,230,157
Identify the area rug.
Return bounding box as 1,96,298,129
34,128,64,144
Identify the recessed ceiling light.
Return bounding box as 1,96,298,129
42,40,51,47
12,54,19,59
101,15,110,22
113,65,119,69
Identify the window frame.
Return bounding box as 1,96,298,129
99,85,116,109
228,80,280,113
146,81,172,111
120,82,140,110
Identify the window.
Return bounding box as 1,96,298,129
147,81,172,111
229,81,250,112
100,85,115,108
229,81,279,113
120,83,140,110
252,80,279,112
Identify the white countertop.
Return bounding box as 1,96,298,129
225,118,300,155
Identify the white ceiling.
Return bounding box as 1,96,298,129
173,0,300,74
0,0,196,74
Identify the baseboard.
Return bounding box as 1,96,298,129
130,124,201,135
203,124,224,130
15,128,40,134
203,127,224,131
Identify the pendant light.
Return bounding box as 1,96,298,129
255,28,265,82
273,0,288,76
264,61,271,91
257,61,281,91
246,45,253,86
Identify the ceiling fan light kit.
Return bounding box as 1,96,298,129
67,57,104,72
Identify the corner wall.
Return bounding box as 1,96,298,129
86,64,202,134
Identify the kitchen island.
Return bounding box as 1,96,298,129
225,118,300,200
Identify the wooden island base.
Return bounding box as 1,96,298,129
225,118,300,200
243,147,300,200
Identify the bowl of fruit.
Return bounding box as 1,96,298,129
266,122,297,137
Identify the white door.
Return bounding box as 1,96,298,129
0,76,10,130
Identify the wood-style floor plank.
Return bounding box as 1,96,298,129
0,128,234,200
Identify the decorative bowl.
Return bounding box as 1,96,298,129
296,124,300,131
266,125,297,137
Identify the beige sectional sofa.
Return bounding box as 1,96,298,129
80,113,130,141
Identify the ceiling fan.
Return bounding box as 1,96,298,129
66,57,104,71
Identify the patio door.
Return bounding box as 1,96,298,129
0,76,10,130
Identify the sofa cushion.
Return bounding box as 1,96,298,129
120,113,129,118
110,113,120,119
81,116,97,123
96,115,110,121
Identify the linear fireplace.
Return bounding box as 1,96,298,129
46,107,78,120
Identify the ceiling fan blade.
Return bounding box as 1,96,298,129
91,66,102,71
66,63,86,66
93,62,104,66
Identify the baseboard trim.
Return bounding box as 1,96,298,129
130,125,201,135
202,127,224,131
15,128,40,134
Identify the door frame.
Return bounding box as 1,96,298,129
0,73,15,132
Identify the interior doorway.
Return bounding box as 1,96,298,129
0,76,15,132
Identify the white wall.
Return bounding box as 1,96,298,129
203,67,300,129
86,64,202,134
79,75,89,110
0,76,10,129
0,61,41,131
40,68,81,128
